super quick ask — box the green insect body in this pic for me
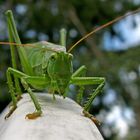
[25,41,73,93]
[4,10,105,124]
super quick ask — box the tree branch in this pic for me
[67,6,108,68]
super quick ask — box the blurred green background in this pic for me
[0,0,140,139]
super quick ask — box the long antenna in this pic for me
[0,42,34,47]
[68,8,140,53]
[0,41,60,52]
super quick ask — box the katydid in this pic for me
[1,9,140,124]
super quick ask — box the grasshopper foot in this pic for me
[83,110,101,125]
[25,111,42,119]
[9,95,22,108]
[16,95,22,101]
[5,106,17,119]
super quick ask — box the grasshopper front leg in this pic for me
[21,75,51,119]
[21,79,42,119]
[71,76,105,125]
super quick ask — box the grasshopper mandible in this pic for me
[1,9,140,124]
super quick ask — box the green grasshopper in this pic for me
[1,9,140,124]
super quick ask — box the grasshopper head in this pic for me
[47,52,73,94]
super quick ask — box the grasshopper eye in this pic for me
[68,54,73,60]
[50,54,57,61]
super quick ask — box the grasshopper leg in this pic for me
[5,68,18,119]
[83,79,105,125]
[72,66,87,105]
[5,67,43,119]
[5,106,17,119]
[82,110,101,125]
[21,78,42,119]
[71,76,105,125]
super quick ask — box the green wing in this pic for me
[24,41,66,68]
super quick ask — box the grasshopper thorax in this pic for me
[47,51,73,94]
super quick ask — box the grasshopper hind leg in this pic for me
[83,80,105,125]
[5,67,43,119]
[83,110,101,125]
[5,106,17,119]
[5,68,18,119]
[71,75,105,125]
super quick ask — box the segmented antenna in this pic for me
[68,8,140,53]
[0,41,61,52]
[0,42,34,47]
